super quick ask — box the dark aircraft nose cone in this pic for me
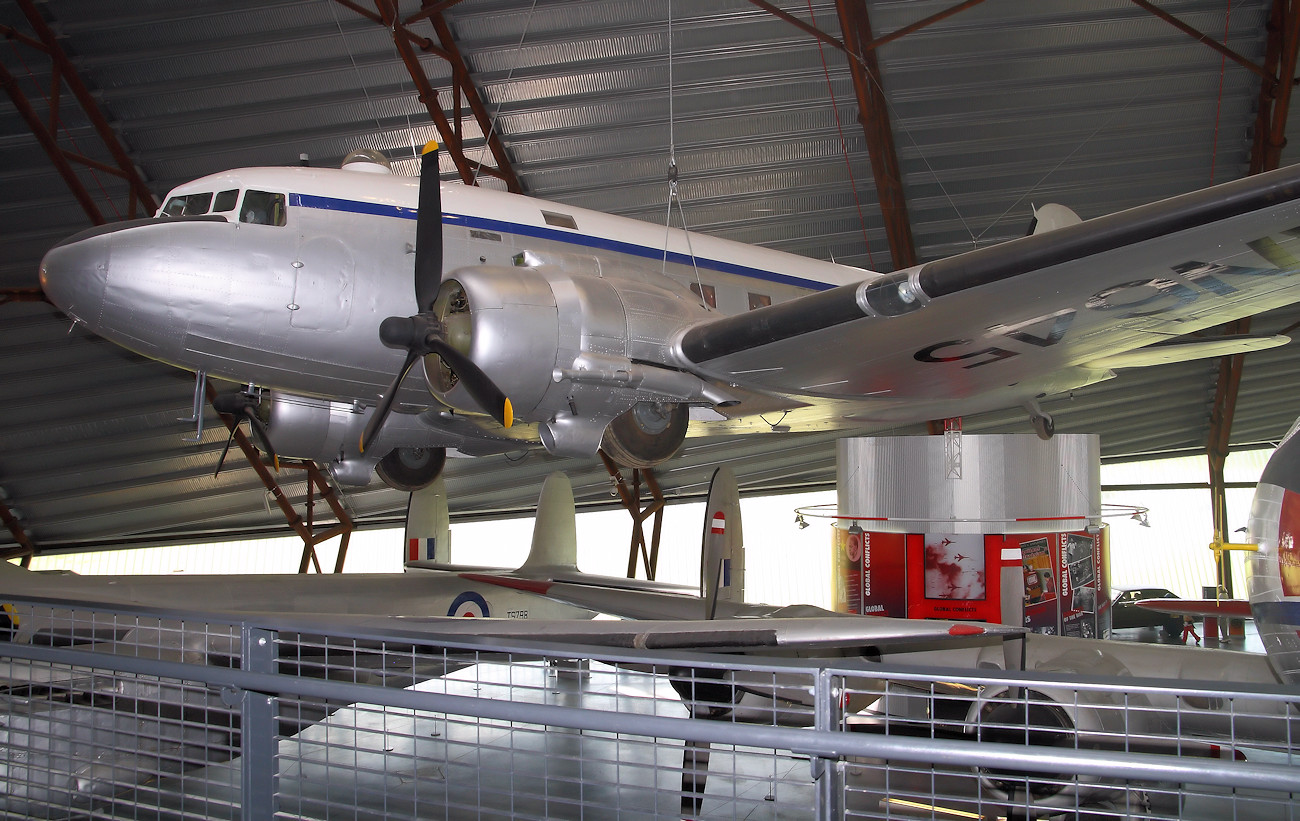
[39,230,110,323]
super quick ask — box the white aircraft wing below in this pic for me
[678,164,1300,416]
[312,610,1021,652]
[452,573,1017,651]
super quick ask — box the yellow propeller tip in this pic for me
[422,140,440,155]
[503,398,513,429]
[357,435,366,454]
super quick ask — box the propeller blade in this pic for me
[414,141,443,312]
[211,392,280,471]
[359,348,421,454]
[429,338,513,428]
[214,426,237,478]
[242,406,280,471]
[362,142,513,449]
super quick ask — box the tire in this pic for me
[375,446,447,491]
[600,401,687,468]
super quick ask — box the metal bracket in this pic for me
[179,370,207,442]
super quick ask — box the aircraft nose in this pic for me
[39,227,111,322]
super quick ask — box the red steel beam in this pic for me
[835,0,917,270]
[0,497,36,563]
[1203,1,1299,598]
[2,0,158,222]
[337,0,521,192]
[1129,0,1273,86]
[1250,0,1300,174]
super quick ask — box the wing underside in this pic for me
[676,165,1300,407]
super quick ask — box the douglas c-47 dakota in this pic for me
[38,143,1300,490]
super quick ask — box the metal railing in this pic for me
[0,594,1296,820]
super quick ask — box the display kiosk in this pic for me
[830,433,1109,637]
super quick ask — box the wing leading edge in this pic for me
[676,164,1300,407]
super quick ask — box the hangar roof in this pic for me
[2,0,1299,555]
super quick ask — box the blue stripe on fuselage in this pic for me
[289,192,835,292]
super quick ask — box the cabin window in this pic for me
[162,192,214,217]
[542,210,578,230]
[213,189,239,213]
[748,293,772,310]
[690,282,717,308]
[240,190,286,226]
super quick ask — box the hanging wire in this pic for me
[831,6,1152,250]
[660,0,706,304]
[805,1,875,269]
[473,0,540,186]
[329,1,388,156]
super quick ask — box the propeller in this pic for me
[359,141,512,455]
[211,391,279,476]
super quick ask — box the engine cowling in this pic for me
[266,391,447,488]
[424,262,729,464]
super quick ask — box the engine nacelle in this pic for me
[267,391,447,487]
[965,685,1131,808]
[426,262,728,463]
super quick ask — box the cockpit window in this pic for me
[213,189,239,213]
[162,192,214,217]
[240,190,286,226]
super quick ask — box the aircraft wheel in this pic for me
[601,401,687,469]
[1030,410,1055,441]
[375,446,447,491]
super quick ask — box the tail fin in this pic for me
[518,472,579,574]
[1247,417,1300,685]
[404,476,450,565]
[700,467,744,618]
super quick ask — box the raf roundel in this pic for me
[447,591,490,618]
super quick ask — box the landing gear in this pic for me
[600,401,688,469]
[375,446,446,491]
[1024,399,1055,441]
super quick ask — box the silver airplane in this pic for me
[36,143,1300,490]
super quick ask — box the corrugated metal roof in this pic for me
[2,0,1299,555]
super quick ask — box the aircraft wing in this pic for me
[676,164,1300,415]
[369,611,1021,652]
[1134,598,1254,618]
[456,574,1019,650]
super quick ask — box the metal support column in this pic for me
[240,625,277,821]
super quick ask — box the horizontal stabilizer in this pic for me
[1082,334,1288,370]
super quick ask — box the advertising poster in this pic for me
[922,533,986,600]
[860,531,907,617]
[1018,536,1059,634]
[1061,532,1101,639]
[831,525,862,614]
[909,533,998,622]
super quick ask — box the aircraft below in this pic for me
[1134,596,1254,619]
[465,435,1300,817]
[37,144,1300,490]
